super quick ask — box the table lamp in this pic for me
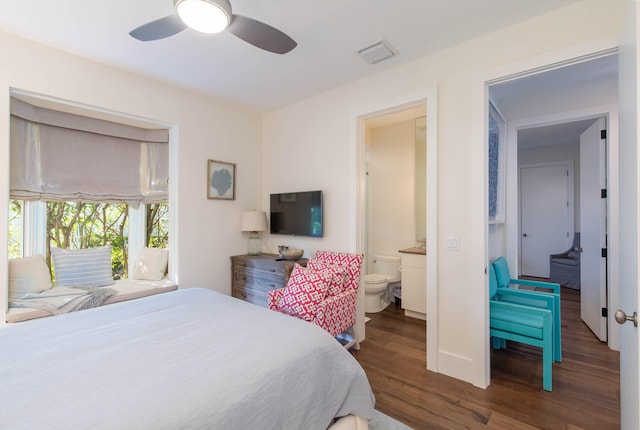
[241,210,267,255]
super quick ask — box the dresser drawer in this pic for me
[233,268,284,293]
[232,285,269,307]
[230,254,306,307]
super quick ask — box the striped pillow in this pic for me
[52,246,114,287]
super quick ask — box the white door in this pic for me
[520,163,573,277]
[618,3,640,427]
[580,118,608,341]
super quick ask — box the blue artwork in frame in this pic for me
[488,115,500,220]
[208,159,236,200]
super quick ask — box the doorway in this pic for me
[353,88,438,371]
[488,53,618,348]
[479,49,620,395]
[519,160,574,278]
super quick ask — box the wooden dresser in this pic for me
[230,254,306,308]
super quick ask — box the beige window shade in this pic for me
[10,98,168,206]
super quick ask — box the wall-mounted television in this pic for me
[270,190,323,237]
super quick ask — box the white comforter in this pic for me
[0,288,375,429]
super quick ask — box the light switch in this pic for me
[445,236,460,251]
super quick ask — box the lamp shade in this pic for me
[241,211,267,232]
[175,0,231,34]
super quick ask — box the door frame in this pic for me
[471,36,620,389]
[351,87,439,369]
[507,106,619,349]
[518,160,575,278]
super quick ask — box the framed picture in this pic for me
[207,159,236,200]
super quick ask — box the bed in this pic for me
[0,288,375,429]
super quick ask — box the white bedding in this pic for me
[0,288,375,429]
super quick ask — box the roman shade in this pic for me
[10,98,169,207]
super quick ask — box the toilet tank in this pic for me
[372,254,401,282]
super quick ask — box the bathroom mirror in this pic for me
[415,116,426,245]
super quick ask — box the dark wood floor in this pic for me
[352,287,620,429]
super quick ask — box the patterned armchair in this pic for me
[268,251,363,349]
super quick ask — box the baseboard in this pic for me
[437,350,474,384]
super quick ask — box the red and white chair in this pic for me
[267,251,363,349]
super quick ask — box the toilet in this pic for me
[364,254,401,313]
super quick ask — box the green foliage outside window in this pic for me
[47,201,129,279]
[146,203,169,248]
[9,200,168,280]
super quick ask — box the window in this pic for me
[8,200,22,259]
[47,201,129,279]
[146,203,169,248]
[9,95,171,280]
[10,200,168,280]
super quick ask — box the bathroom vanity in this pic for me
[399,247,426,320]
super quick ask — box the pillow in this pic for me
[306,261,347,296]
[278,264,331,321]
[132,247,168,281]
[8,255,52,301]
[52,246,114,287]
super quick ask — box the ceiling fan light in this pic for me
[175,0,231,34]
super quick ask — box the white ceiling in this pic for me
[490,54,618,149]
[0,0,579,112]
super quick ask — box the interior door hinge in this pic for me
[601,248,607,258]
[601,189,607,198]
[602,307,608,318]
[601,129,607,139]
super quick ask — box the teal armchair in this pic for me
[492,256,560,294]
[492,256,561,362]
[489,264,555,391]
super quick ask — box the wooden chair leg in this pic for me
[342,326,360,350]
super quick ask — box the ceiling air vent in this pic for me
[357,40,396,65]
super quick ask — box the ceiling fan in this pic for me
[129,0,297,54]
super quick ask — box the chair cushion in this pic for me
[51,246,114,287]
[132,247,168,281]
[8,255,52,301]
[310,252,363,291]
[306,261,347,296]
[278,264,331,321]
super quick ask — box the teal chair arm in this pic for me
[508,278,560,294]
[490,299,552,317]
[495,288,555,310]
[494,288,561,363]
[492,256,561,294]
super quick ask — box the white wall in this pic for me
[0,31,264,320]
[263,0,626,386]
[367,120,415,270]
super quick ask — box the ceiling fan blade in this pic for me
[228,15,297,54]
[129,15,187,42]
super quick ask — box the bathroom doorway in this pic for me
[363,107,425,268]
[363,108,426,317]
[353,88,438,372]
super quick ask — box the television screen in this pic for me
[270,191,323,237]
